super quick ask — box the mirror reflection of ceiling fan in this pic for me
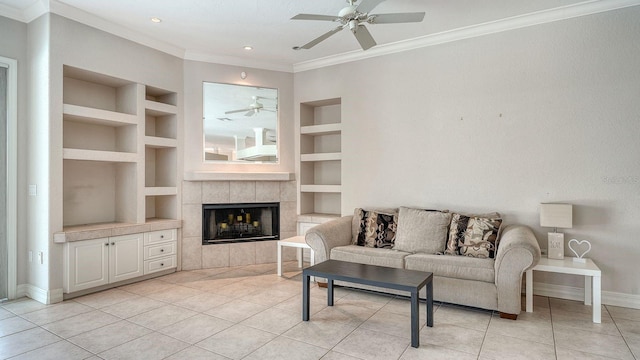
[225,96,277,117]
[291,0,425,51]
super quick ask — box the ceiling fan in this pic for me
[225,96,277,117]
[291,0,425,51]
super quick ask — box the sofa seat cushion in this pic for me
[404,253,495,283]
[330,245,410,269]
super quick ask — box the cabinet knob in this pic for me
[105,243,109,246]
[160,249,164,252]
[160,263,164,266]
[160,235,164,239]
[111,242,115,245]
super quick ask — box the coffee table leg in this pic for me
[303,272,310,321]
[328,278,334,306]
[426,281,433,327]
[411,290,419,348]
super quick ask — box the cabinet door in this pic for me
[66,238,109,293]
[109,234,143,283]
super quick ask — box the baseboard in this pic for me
[532,281,640,310]
[16,284,64,305]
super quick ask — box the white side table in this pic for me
[526,256,602,323]
[277,236,314,276]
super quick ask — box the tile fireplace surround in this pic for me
[181,180,298,270]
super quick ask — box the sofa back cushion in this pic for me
[445,213,502,258]
[352,208,398,248]
[393,207,452,254]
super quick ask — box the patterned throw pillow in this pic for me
[354,209,398,248]
[444,213,502,258]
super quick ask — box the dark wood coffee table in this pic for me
[302,259,433,348]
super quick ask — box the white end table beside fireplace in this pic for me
[526,256,602,323]
[277,236,314,276]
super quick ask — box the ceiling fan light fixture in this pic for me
[150,17,162,23]
[338,5,357,18]
[348,19,358,32]
[243,46,253,50]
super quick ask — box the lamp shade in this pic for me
[540,203,573,229]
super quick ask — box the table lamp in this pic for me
[540,203,573,260]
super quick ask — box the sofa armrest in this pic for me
[494,224,541,314]
[305,215,353,263]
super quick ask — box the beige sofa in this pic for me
[305,210,541,319]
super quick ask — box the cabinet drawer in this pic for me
[144,255,176,274]
[144,241,176,260]
[144,229,176,245]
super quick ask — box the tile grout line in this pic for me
[605,304,638,360]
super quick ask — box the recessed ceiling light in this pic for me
[151,17,162,23]
[243,46,253,51]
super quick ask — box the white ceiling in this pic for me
[1,0,638,71]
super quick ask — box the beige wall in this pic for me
[294,8,640,297]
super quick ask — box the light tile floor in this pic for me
[1,262,638,360]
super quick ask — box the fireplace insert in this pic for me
[202,202,279,244]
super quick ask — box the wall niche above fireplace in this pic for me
[202,202,279,244]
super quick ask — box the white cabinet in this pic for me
[143,229,177,275]
[64,233,144,293]
[298,98,342,218]
[65,238,109,292]
[109,234,144,283]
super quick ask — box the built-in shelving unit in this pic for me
[61,66,180,229]
[59,66,181,296]
[144,86,178,222]
[298,98,342,219]
[62,67,140,227]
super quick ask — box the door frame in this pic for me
[1,55,17,300]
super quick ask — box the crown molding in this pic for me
[293,0,640,73]
[23,0,48,22]
[48,0,185,59]
[0,4,23,22]
[184,51,293,73]
[0,0,47,22]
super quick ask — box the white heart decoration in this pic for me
[568,239,591,259]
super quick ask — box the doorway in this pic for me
[1,56,17,301]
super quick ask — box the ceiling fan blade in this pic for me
[244,110,256,117]
[368,12,425,24]
[356,0,386,14]
[291,14,340,21]
[225,108,252,114]
[353,24,376,50]
[297,25,344,50]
